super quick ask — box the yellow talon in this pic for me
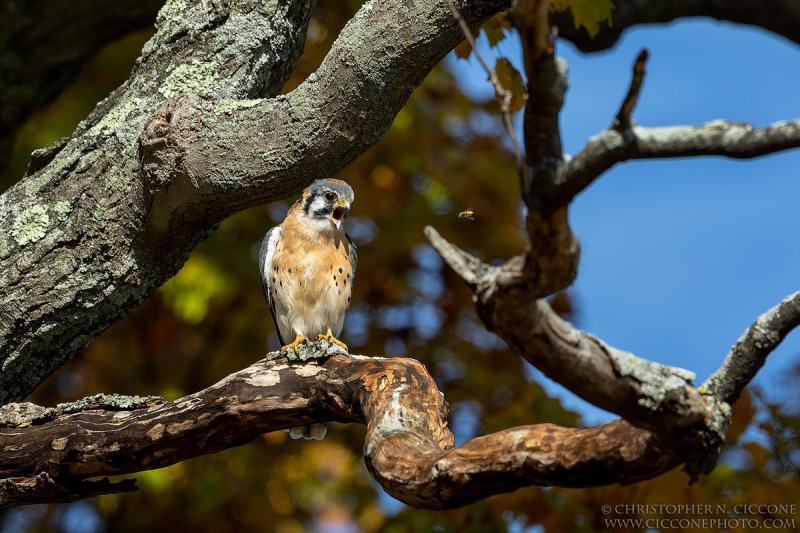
[317,327,348,352]
[281,333,306,352]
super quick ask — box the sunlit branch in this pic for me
[423,225,714,436]
[0,350,712,509]
[534,118,800,211]
[702,291,800,404]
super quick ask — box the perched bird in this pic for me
[259,179,357,440]
[259,179,357,355]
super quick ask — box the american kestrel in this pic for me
[259,179,357,356]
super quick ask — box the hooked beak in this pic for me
[331,200,350,229]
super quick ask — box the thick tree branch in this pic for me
[702,291,800,405]
[139,1,508,218]
[0,0,318,404]
[426,226,800,480]
[552,0,800,53]
[1,350,715,509]
[423,3,800,483]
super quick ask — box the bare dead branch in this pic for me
[702,291,800,404]
[535,119,800,210]
[423,226,721,439]
[614,49,649,131]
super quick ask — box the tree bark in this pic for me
[0,351,684,508]
[3,282,798,508]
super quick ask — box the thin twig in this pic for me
[449,1,530,196]
[614,48,649,130]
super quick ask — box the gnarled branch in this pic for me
[425,228,711,435]
[0,350,716,509]
[424,5,800,490]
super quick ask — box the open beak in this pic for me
[331,200,350,229]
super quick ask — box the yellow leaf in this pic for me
[493,58,528,112]
[568,0,615,37]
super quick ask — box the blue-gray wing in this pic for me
[258,226,285,345]
[346,233,358,285]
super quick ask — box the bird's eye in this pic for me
[323,192,336,203]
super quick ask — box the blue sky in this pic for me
[449,18,800,423]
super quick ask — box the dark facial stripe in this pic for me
[302,191,315,217]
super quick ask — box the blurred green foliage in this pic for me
[2,1,798,532]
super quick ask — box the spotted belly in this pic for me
[270,240,354,342]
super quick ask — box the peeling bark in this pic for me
[0,351,688,509]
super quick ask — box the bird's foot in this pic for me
[317,329,348,353]
[281,333,307,354]
[280,332,345,361]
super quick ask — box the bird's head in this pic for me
[301,179,354,233]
